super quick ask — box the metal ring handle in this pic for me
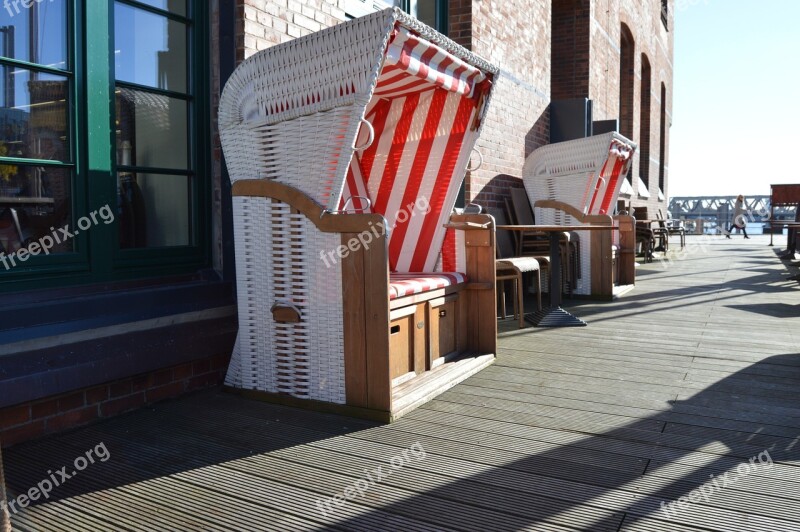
[463,203,483,215]
[354,118,375,152]
[466,148,483,172]
[341,195,372,213]
[321,195,372,218]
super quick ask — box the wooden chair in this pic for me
[633,206,666,259]
[657,208,685,249]
[636,224,656,263]
[507,189,576,294]
[491,208,542,328]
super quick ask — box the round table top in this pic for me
[495,224,616,232]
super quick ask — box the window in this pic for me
[619,24,635,141]
[0,1,209,292]
[639,54,652,193]
[343,0,448,34]
[659,82,667,194]
[0,1,75,269]
[661,0,669,30]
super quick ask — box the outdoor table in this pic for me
[766,221,800,247]
[496,224,617,327]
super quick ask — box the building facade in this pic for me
[0,0,673,446]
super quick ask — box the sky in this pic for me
[670,0,800,197]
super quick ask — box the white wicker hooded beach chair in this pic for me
[522,132,637,297]
[219,8,499,420]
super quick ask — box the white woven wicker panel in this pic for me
[221,106,363,209]
[226,196,345,404]
[227,197,274,390]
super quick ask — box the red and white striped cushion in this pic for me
[389,272,467,300]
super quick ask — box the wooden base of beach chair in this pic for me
[533,200,636,298]
[229,181,497,421]
[229,350,495,423]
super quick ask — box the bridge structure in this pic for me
[667,196,798,234]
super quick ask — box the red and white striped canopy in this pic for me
[341,25,493,274]
[584,138,635,216]
[373,28,488,100]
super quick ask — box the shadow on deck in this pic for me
[4,235,800,531]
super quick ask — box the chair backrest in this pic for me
[220,8,499,274]
[656,208,667,229]
[510,188,535,226]
[489,208,516,259]
[522,132,636,217]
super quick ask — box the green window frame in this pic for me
[0,0,210,293]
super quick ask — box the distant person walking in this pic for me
[725,194,750,239]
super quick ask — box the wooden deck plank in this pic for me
[5,235,800,532]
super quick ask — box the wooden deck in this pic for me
[5,235,800,531]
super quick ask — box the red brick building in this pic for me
[0,0,672,446]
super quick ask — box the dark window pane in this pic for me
[0,165,72,258]
[0,0,69,70]
[132,0,186,16]
[114,2,187,93]
[413,1,437,28]
[0,67,70,161]
[118,172,192,248]
[115,87,188,169]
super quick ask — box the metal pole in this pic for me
[769,199,774,247]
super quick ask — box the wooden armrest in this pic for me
[443,222,491,230]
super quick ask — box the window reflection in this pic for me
[411,0,437,28]
[0,67,69,161]
[114,2,187,93]
[0,165,72,255]
[0,0,68,69]
[133,0,186,16]
[115,87,188,170]
[118,172,192,249]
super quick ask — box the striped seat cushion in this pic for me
[496,257,540,273]
[389,272,467,300]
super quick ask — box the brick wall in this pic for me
[467,0,551,209]
[552,0,590,101]
[448,0,471,49]
[589,0,674,215]
[236,0,345,59]
[0,353,230,448]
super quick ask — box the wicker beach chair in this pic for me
[219,8,499,420]
[522,132,637,297]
